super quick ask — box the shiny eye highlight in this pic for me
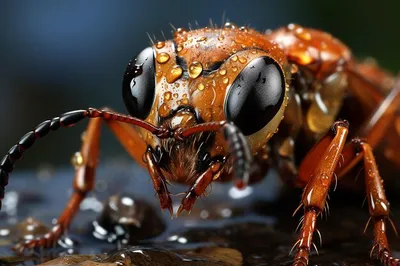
[224,56,285,136]
[122,47,156,119]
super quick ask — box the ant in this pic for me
[1,23,400,265]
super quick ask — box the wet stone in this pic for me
[92,194,165,244]
[38,255,103,265]
[15,217,49,242]
[38,246,242,266]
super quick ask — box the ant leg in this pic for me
[336,76,400,177]
[102,109,174,215]
[177,161,222,216]
[292,121,349,265]
[295,125,400,265]
[144,148,173,216]
[347,72,400,166]
[357,141,399,265]
[357,74,400,149]
[13,117,101,253]
[334,139,400,265]
[101,108,147,166]
[346,68,390,111]
[179,122,252,188]
[5,108,166,253]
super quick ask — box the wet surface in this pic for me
[0,159,399,265]
[38,247,242,266]
[92,194,165,244]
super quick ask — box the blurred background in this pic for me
[1,0,399,169]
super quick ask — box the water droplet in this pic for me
[181,98,189,105]
[156,52,170,64]
[232,67,238,72]
[197,83,205,91]
[217,35,225,41]
[290,64,299,74]
[159,103,170,117]
[224,22,236,29]
[200,210,209,219]
[204,111,212,119]
[198,36,207,42]
[173,93,178,98]
[156,70,163,77]
[292,50,313,65]
[155,41,165,49]
[71,152,83,169]
[176,44,183,52]
[164,92,172,101]
[222,77,229,84]
[239,26,248,32]
[175,28,186,36]
[166,65,183,83]
[296,30,312,41]
[287,23,297,30]
[231,55,238,62]
[188,61,203,78]
[218,69,227,75]
[127,64,143,77]
[81,131,87,141]
[17,217,50,240]
[295,27,304,33]
[239,57,247,64]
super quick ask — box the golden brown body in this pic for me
[1,23,400,265]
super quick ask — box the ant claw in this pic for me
[235,179,247,190]
[167,205,174,218]
[176,205,184,217]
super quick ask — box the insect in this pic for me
[1,22,400,265]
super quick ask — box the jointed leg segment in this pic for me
[292,121,349,265]
[9,109,152,252]
[178,161,222,215]
[292,75,400,265]
[293,123,399,265]
[144,148,173,215]
[14,117,101,252]
[358,142,398,265]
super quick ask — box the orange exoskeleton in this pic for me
[1,22,400,265]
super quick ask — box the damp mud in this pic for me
[0,159,399,265]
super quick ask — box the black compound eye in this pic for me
[123,47,156,119]
[225,56,285,136]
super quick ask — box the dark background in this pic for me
[1,0,399,169]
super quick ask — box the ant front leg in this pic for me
[2,107,166,253]
[291,121,349,265]
[177,161,222,216]
[292,122,400,265]
[13,117,102,253]
[144,148,173,216]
